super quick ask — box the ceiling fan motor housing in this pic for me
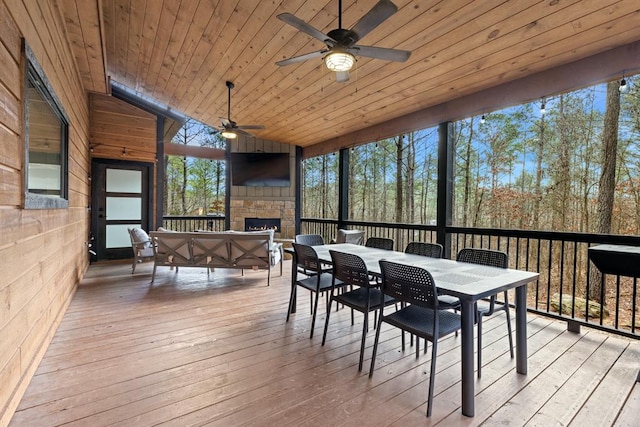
[327,28,359,46]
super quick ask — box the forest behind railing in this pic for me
[301,76,640,237]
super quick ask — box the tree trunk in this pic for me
[321,155,327,218]
[534,114,545,229]
[395,135,404,223]
[406,133,416,223]
[589,81,620,303]
[463,120,474,226]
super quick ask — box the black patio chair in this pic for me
[404,241,459,351]
[322,250,396,371]
[287,243,342,339]
[404,241,443,258]
[365,237,394,251]
[294,234,328,276]
[456,247,512,378]
[405,241,459,311]
[371,260,462,417]
[295,234,324,246]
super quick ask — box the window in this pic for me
[23,41,69,209]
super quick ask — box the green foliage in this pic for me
[165,119,226,215]
[302,75,640,235]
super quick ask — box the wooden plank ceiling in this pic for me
[59,0,640,150]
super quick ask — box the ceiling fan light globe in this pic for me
[221,130,237,139]
[325,51,355,72]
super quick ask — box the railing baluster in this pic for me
[296,218,640,339]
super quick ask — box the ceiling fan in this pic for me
[275,0,411,82]
[217,81,265,139]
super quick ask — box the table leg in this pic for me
[460,299,475,417]
[290,253,297,313]
[515,284,528,374]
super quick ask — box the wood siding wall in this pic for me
[89,93,157,163]
[0,1,91,425]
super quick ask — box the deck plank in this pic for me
[8,261,639,426]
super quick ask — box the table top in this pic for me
[308,243,539,302]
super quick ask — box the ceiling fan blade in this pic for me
[275,49,327,66]
[335,70,350,83]
[234,129,255,137]
[277,13,334,43]
[350,45,411,62]
[236,125,265,130]
[350,0,398,41]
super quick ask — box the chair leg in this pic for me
[310,290,320,339]
[358,313,368,371]
[286,284,296,322]
[151,264,157,283]
[426,338,438,417]
[322,297,334,346]
[132,259,137,274]
[369,314,384,377]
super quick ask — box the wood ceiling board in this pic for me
[158,0,221,98]
[185,2,284,123]
[61,1,640,149]
[123,0,146,86]
[163,1,240,116]
[190,0,314,124]
[239,0,515,142]
[268,0,639,144]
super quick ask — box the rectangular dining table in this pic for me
[293,243,539,417]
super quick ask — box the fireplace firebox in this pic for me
[244,218,281,233]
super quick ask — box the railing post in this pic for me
[437,122,453,258]
[224,142,231,231]
[338,148,350,230]
[156,117,165,230]
[295,146,302,236]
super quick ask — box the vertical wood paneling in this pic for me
[0,0,91,425]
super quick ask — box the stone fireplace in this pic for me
[228,137,296,240]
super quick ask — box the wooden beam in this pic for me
[162,143,225,160]
[303,40,640,159]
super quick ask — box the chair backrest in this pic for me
[335,229,365,245]
[150,232,192,264]
[329,250,372,287]
[456,248,508,269]
[128,227,151,248]
[405,242,443,258]
[295,234,325,246]
[365,237,394,251]
[379,260,438,309]
[292,243,324,274]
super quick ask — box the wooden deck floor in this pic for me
[10,261,640,426]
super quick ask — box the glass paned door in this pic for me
[91,159,153,261]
